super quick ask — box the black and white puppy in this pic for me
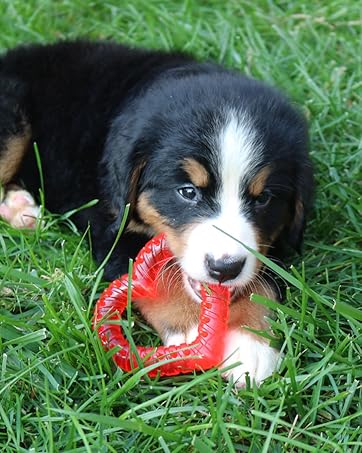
[0,40,313,386]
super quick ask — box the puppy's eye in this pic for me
[255,190,272,208]
[177,186,199,201]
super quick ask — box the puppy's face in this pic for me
[123,74,311,300]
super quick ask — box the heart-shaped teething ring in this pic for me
[93,233,230,377]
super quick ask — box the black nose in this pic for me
[205,254,245,283]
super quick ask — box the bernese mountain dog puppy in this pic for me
[0,40,313,386]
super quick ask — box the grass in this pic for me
[0,0,361,451]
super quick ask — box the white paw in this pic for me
[0,189,41,229]
[221,330,281,387]
[164,325,199,346]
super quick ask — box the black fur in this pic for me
[0,40,313,280]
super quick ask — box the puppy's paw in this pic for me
[0,189,40,229]
[221,330,281,388]
[163,325,199,346]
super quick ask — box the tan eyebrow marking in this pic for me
[182,158,209,188]
[249,165,272,197]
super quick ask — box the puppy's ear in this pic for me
[287,161,314,253]
[100,111,147,228]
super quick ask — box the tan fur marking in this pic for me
[182,158,209,188]
[0,125,31,184]
[137,192,169,233]
[229,297,270,331]
[137,193,200,258]
[128,161,146,208]
[126,219,154,236]
[249,165,272,197]
[228,278,277,345]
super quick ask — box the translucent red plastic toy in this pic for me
[93,233,230,377]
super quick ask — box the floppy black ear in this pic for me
[93,111,149,279]
[287,160,314,253]
[100,108,147,229]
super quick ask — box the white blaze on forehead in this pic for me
[218,110,260,215]
[207,110,261,260]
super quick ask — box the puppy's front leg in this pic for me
[221,284,281,387]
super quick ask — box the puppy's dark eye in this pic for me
[178,186,199,201]
[255,190,272,208]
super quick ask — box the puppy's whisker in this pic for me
[244,272,275,300]
[155,260,184,296]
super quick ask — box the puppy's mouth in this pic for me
[186,276,236,302]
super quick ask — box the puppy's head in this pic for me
[104,70,313,299]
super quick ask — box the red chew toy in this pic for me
[94,233,230,377]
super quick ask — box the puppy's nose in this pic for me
[205,254,245,283]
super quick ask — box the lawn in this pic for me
[0,0,361,451]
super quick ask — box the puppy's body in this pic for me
[0,41,313,385]
[0,41,194,270]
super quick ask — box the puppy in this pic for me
[0,40,313,386]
